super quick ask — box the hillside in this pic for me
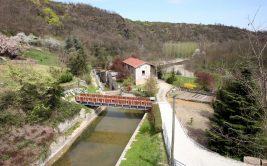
[0,0,254,59]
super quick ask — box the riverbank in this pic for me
[39,106,105,166]
[119,117,168,166]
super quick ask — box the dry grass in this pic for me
[168,98,214,146]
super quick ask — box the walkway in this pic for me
[75,94,152,110]
[157,80,249,166]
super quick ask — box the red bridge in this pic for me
[75,94,153,110]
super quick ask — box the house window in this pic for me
[142,70,145,76]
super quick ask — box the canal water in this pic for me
[53,107,144,166]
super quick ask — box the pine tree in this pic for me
[207,68,267,159]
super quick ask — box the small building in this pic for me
[123,57,154,85]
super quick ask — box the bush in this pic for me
[182,83,197,89]
[0,91,17,110]
[144,76,158,97]
[147,104,162,134]
[166,70,176,84]
[195,71,215,91]
[27,104,51,123]
[59,71,73,83]
[166,75,176,84]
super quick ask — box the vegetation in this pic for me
[207,68,267,159]
[120,119,168,166]
[0,0,255,59]
[163,42,198,58]
[164,71,197,88]
[23,48,58,66]
[0,34,20,59]
[147,104,162,133]
[65,37,89,76]
[143,76,158,97]
[195,71,215,91]
[43,7,61,27]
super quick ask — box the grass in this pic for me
[163,73,197,87]
[120,119,168,166]
[163,42,198,58]
[0,63,52,90]
[23,48,58,66]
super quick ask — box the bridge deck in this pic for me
[75,94,153,110]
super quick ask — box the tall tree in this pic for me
[65,37,88,76]
[207,68,267,159]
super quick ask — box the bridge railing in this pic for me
[75,95,153,108]
[79,93,150,101]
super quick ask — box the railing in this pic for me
[75,94,152,110]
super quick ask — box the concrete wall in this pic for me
[135,64,151,85]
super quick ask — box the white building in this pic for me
[123,57,154,85]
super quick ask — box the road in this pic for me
[156,80,250,166]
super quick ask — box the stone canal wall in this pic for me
[35,106,106,166]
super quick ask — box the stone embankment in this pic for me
[34,107,105,166]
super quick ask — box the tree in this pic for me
[166,69,176,84]
[64,37,88,76]
[195,71,215,91]
[0,34,20,59]
[207,68,266,159]
[110,58,129,80]
[144,76,158,97]
[247,16,267,108]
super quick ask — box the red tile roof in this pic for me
[123,57,146,68]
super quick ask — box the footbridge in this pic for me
[75,94,153,111]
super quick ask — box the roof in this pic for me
[123,57,146,68]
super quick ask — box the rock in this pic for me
[243,156,261,166]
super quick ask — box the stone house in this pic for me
[123,57,154,85]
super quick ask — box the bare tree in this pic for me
[247,10,267,108]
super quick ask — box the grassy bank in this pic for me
[120,105,168,166]
[23,48,57,66]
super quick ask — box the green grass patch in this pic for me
[120,118,168,166]
[23,48,57,66]
[163,73,197,87]
[163,42,198,58]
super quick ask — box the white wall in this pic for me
[135,64,151,85]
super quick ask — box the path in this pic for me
[157,80,249,166]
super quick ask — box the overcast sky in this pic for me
[54,0,267,30]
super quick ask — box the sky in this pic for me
[55,0,267,30]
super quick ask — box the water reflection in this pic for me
[53,107,144,166]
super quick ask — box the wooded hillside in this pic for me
[0,0,257,59]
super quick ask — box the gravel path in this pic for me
[156,80,250,166]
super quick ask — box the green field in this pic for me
[163,73,197,87]
[23,48,58,66]
[163,42,198,58]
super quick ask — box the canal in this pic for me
[53,107,144,166]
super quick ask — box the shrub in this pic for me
[147,104,162,134]
[182,83,197,89]
[0,34,20,59]
[166,69,176,84]
[59,71,73,83]
[195,71,215,91]
[27,103,51,123]
[144,76,158,97]
[0,90,17,110]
